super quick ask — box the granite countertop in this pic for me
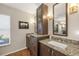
[26,33,49,38]
[39,39,79,56]
[31,34,49,38]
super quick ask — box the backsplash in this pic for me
[51,36,79,45]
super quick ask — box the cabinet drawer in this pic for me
[30,37,37,45]
[30,46,37,56]
[39,43,52,56]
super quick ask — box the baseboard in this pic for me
[1,47,27,56]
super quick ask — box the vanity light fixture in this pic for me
[69,3,78,14]
[43,15,47,19]
[30,19,35,24]
[43,13,53,20]
[47,13,53,20]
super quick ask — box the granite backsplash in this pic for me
[51,36,79,45]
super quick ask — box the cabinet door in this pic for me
[37,4,48,35]
[37,5,43,35]
[51,49,66,56]
[39,43,51,56]
[26,36,30,49]
[42,4,48,34]
[30,36,38,56]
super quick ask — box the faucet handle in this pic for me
[49,35,52,40]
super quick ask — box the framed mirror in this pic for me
[53,3,68,36]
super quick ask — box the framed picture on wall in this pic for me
[19,21,29,29]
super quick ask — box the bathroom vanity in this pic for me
[39,36,79,56]
[26,34,79,56]
[39,39,66,56]
[39,42,66,56]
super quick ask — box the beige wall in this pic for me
[48,3,79,41]
[0,4,34,55]
[1,3,79,55]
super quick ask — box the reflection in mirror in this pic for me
[53,3,68,36]
[0,15,10,46]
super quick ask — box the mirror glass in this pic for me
[53,3,67,36]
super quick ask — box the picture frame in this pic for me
[19,21,29,29]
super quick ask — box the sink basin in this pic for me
[48,41,67,49]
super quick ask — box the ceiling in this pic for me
[3,3,54,15]
[3,3,41,15]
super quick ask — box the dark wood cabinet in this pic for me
[26,34,49,56]
[30,36,38,56]
[26,34,31,50]
[29,36,49,56]
[39,42,66,56]
[51,49,66,56]
[39,43,52,56]
[26,34,65,56]
[37,4,48,35]
[26,35,38,56]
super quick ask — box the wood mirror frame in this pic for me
[53,3,68,36]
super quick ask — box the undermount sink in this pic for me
[48,41,67,49]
